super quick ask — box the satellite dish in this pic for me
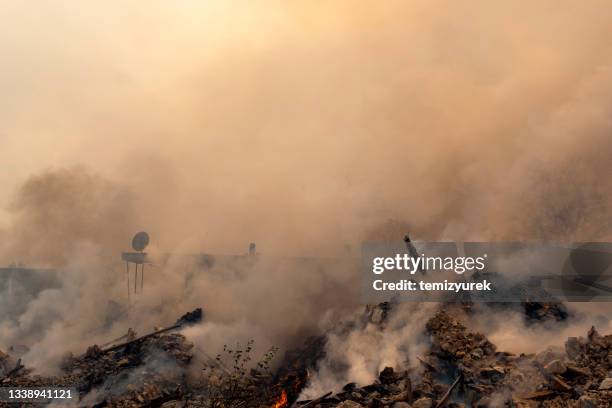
[132,231,150,252]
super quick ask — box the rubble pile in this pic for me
[295,309,612,408]
[0,332,193,407]
[69,331,193,405]
[0,305,610,407]
[522,302,569,324]
[0,309,202,407]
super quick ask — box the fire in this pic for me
[272,390,288,408]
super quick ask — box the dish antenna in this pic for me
[132,231,150,252]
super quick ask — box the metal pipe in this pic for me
[126,262,130,302]
[134,264,138,293]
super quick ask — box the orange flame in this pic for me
[272,390,288,408]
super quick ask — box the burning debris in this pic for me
[290,305,611,408]
[0,309,203,407]
[0,304,610,407]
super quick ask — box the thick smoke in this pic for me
[2,1,612,251]
[0,166,362,371]
[0,168,139,266]
[301,302,438,399]
[0,0,611,380]
[466,302,612,355]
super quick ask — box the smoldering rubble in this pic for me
[0,302,610,407]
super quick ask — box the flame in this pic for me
[272,390,288,408]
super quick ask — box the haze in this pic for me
[1,1,611,263]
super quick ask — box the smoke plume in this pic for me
[0,0,611,379]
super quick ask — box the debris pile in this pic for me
[1,304,610,407]
[295,309,612,408]
[275,335,327,404]
[0,309,202,407]
[522,302,569,324]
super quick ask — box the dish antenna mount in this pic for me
[122,231,151,302]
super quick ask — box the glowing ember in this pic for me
[272,390,288,408]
